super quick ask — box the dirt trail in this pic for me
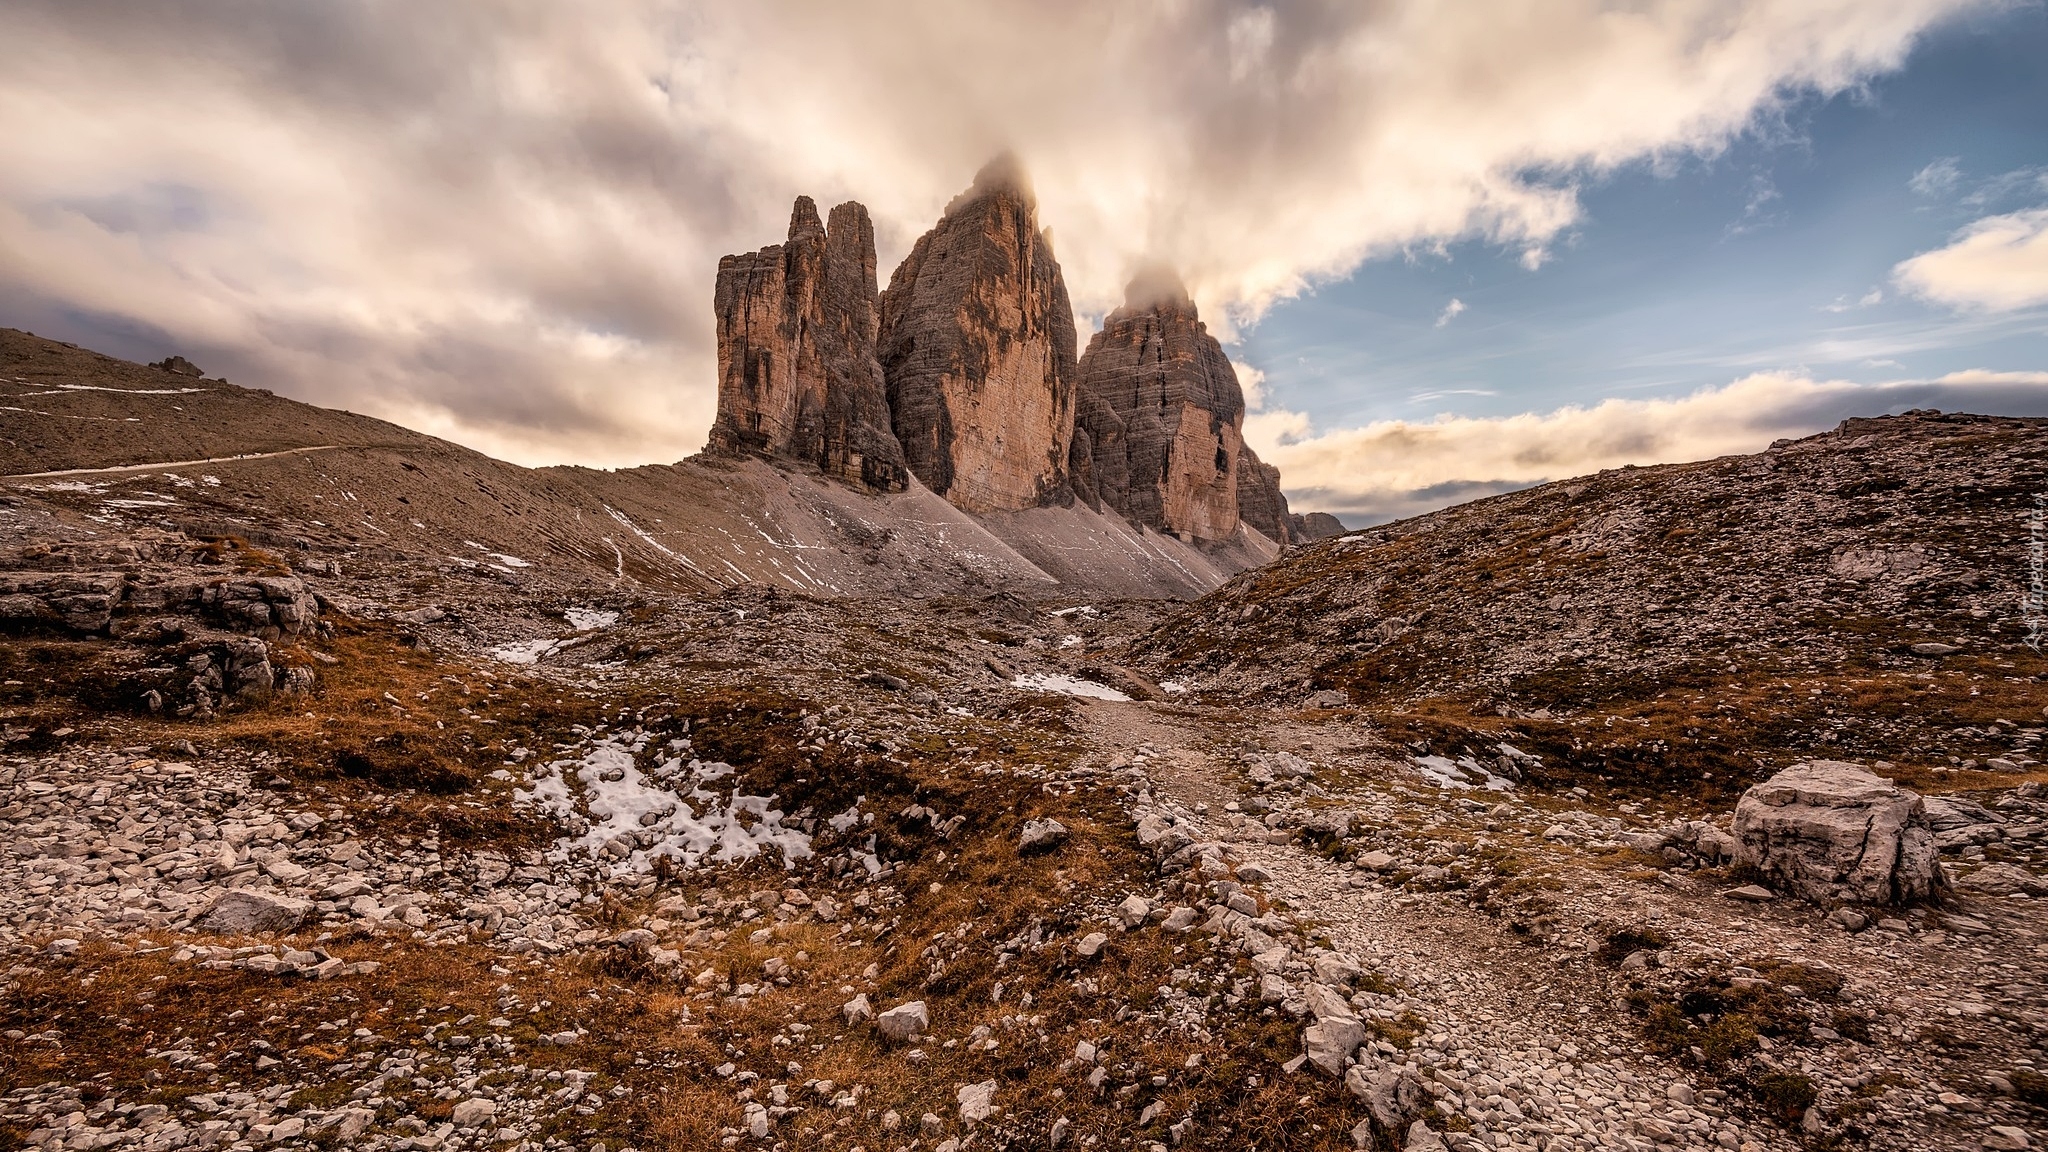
[1,444,341,480]
[1064,688,2039,1147]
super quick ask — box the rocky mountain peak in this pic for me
[706,195,907,491]
[1071,265,1247,545]
[956,150,1034,210]
[786,193,826,240]
[878,161,1079,514]
[702,162,1338,556]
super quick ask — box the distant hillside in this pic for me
[1,328,1268,599]
[1133,411,2048,795]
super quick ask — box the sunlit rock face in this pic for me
[877,156,1079,514]
[1073,266,1246,545]
[709,196,907,491]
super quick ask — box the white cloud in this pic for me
[1960,165,2048,209]
[0,0,1986,466]
[1909,156,1961,197]
[1249,369,2048,523]
[1232,359,1269,412]
[1819,286,1885,313]
[1893,207,2048,312]
[1434,298,1467,327]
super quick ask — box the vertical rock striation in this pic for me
[699,160,1342,558]
[877,157,1079,513]
[1072,267,1246,544]
[708,197,907,491]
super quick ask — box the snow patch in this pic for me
[565,607,620,631]
[1011,673,1130,702]
[1411,754,1515,791]
[490,638,565,665]
[515,733,812,874]
[828,799,867,834]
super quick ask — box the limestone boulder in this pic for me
[1731,761,1946,905]
[198,888,311,935]
[878,156,1079,513]
[876,999,928,1041]
[1301,1014,1366,1075]
[1344,1060,1429,1131]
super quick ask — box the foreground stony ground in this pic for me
[3,407,2046,1151]
[1077,704,2048,1152]
[2,605,2042,1152]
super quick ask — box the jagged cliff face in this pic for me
[708,197,907,491]
[877,159,1079,514]
[1236,447,1342,545]
[1073,269,1245,544]
[700,161,1340,552]
[1235,446,1297,544]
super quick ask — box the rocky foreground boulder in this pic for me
[1732,760,1946,905]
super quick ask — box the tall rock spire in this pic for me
[877,156,1079,513]
[1073,266,1247,544]
[708,196,907,491]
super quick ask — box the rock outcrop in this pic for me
[878,157,1079,513]
[1236,447,1343,545]
[699,160,1340,562]
[1072,268,1245,544]
[1732,760,1946,905]
[708,197,907,491]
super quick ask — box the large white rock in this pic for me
[1732,761,1945,905]
[451,1098,496,1129]
[957,1080,998,1127]
[1405,1121,1450,1152]
[196,888,311,935]
[876,1000,929,1041]
[1301,1017,1367,1075]
[1019,818,1069,853]
[1345,1061,1428,1130]
[1303,982,1357,1023]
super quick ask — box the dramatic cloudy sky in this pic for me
[2,1,2045,522]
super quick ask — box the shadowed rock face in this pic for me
[708,197,907,491]
[1073,268,1245,544]
[878,157,1078,514]
[1235,447,1346,546]
[1236,446,1296,544]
